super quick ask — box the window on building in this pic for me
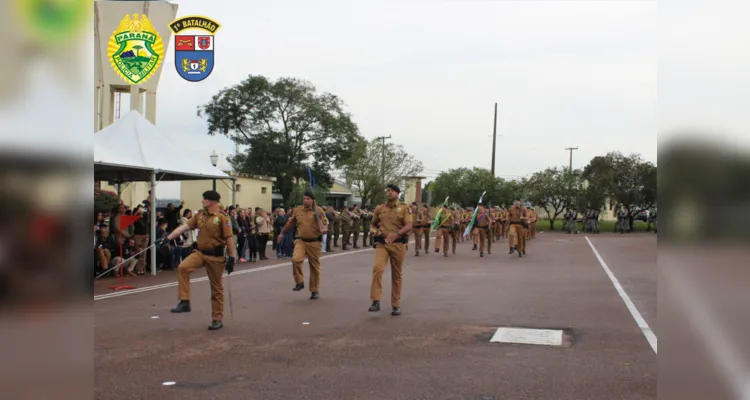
[261,187,267,194]
[236,184,241,192]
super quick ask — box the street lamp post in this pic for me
[210,150,218,191]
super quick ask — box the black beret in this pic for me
[303,191,315,200]
[202,190,221,201]
[386,184,400,193]
[411,202,417,206]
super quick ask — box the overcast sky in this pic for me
[119,0,658,196]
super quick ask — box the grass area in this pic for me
[535,219,655,233]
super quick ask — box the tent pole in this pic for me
[232,178,236,208]
[150,171,157,276]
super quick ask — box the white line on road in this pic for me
[94,246,375,301]
[585,236,657,354]
[94,238,427,301]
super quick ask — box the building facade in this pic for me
[181,173,275,212]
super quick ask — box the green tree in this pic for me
[197,75,362,204]
[582,152,657,226]
[94,188,118,214]
[430,167,500,207]
[343,138,424,207]
[526,167,579,229]
[132,45,143,57]
[288,181,330,207]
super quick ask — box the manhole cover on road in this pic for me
[490,327,564,346]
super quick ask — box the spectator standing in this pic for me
[164,201,184,233]
[181,209,196,260]
[255,209,271,260]
[132,206,149,275]
[274,208,288,258]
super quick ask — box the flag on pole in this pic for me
[307,167,315,190]
[430,197,450,230]
[463,191,487,237]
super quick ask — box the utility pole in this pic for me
[491,102,498,176]
[375,135,391,184]
[565,147,578,172]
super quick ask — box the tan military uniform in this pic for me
[422,205,432,251]
[177,209,233,321]
[370,200,411,307]
[290,205,329,292]
[450,209,460,253]
[507,205,527,253]
[350,208,361,248]
[475,207,491,255]
[412,205,428,255]
[435,207,453,256]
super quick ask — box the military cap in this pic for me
[303,191,315,200]
[386,184,400,193]
[203,190,221,201]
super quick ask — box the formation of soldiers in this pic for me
[162,186,660,331]
[410,201,538,258]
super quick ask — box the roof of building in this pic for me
[231,172,276,182]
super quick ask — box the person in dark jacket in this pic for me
[274,208,289,258]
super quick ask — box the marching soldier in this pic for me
[528,208,537,239]
[277,192,329,300]
[361,205,373,247]
[507,200,528,258]
[474,204,491,257]
[332,207,341,247]
[164,190,235,331]
[432,205,446,254]
[617,206,630,233]
[340,206,352,249]
[410,202,425,256]
[434,204,453,257]
[350,204,361,248]
[421,203,431,253]
[325,206,336,252]
[368,184,412,316]
[454,207,463,253]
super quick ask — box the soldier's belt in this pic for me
[373,235,408,244]
[196,246,226,257]
[296,236,322,242]
[475,225,489,229]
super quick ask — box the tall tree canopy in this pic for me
[343,138,423,206]
[430,167,501,207]
[582,152,657,216]
[197,75,362,203]
[526,167,580,229]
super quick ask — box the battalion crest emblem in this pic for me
[107,13,165,84]
[169,16,220,82]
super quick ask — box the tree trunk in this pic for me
[549,219,555,230]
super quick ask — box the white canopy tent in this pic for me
[94,110,235,276]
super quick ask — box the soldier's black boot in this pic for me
[508,247,514,254]
[170,300,191,313]
[391,307,401,316]
[293,283,304,291]
[480,252,484,257]
[310,292,319,300]
[208,320,223,330]
[415,250,420,256]
[472,244,477,251]
[368,301,380,312]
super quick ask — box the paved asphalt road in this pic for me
[95,232,657,400]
